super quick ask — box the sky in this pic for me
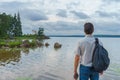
[0,0,120,35]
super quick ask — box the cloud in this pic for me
[95,11,120,21]
[91,21,120,35]
[34,21,84,35]
[70,11,90,19]
[103,0,120,2]
[0,1,26,12]
[0,1,24,7]
[66,1,80,10]
[0,1,48,21]
[0,0,120,35]
[21,9,48,21]
[96,11,112,17]
[100,0,120,13]
[56,9,67,17]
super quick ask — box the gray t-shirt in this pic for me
[75,35,102,67]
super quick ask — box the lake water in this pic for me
[0,37,120,80]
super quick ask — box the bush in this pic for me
[8,41,22,48]
[30,40,36,47]
[0,41,6,47]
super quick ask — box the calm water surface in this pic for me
[0,37,120,80]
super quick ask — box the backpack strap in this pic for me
[92,38,99,62]
[95,38,99,44]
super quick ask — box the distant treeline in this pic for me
[0,12,22,38]
[49,35,120,38]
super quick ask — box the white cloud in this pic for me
[56,9,67,17]
[70,10,90,19]
[79,0,102,14]
[21,9,48,21]
[0,0,120,35]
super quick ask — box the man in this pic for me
[74,22,103,80]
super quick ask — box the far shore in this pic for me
[48,34,120,38]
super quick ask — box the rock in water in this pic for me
[54,42,62,48]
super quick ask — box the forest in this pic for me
[0,12,22,38]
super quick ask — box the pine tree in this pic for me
[8,15,15,38]
[12,12,22,37]
[0,12,23,38]
[38,27,44,36]
[17,12,22,36]
[13,13,18,37]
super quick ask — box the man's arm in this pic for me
[74,55,80,73]
[74,54,80,79]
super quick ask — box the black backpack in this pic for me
[92,38,110,72]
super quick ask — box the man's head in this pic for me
[84,22,94,35]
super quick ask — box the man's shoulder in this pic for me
[79,37,88,45]
[80,36,96,45]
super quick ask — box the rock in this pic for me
[44,36,50,39]
[21,40,30,48]
[35,40,44,47]
[45,42,49,47]
[54,42,62,48]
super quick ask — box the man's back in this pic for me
[78,35,95,67]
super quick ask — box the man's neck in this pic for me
[85,34,93,37]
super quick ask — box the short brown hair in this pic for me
[84,22,94,34]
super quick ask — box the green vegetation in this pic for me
[0,49,21,66]
[0,41,6,47]
[0,12,49,39]
[0,12,22,38]
[16,77,32,80]
[0,12,49,48]
[0,40,21,48]
[0,39,44,48]
[8,41,22,48]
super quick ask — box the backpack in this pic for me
[92,38,110,72]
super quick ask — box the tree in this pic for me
[17,12,22,36]
[12,13,18,37]
[0,13,11,37]
[12,12,22,37]
[7,15,15,38]
[38,27,44,36]
[0,12,23,38]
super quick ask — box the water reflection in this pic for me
[21,48,29,54]
[0,37,120,80]
[0,49,21,66]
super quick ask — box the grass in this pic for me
[0,35,49,48]
[0,40,21,48]
[30,40,36,47]
[8,41,22,48]
[16,77,32,80]
[0,39,44,48]
[0,41,6,47]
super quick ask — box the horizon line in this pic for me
[47,34,120,37]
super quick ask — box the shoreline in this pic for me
[48,35,120,38]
